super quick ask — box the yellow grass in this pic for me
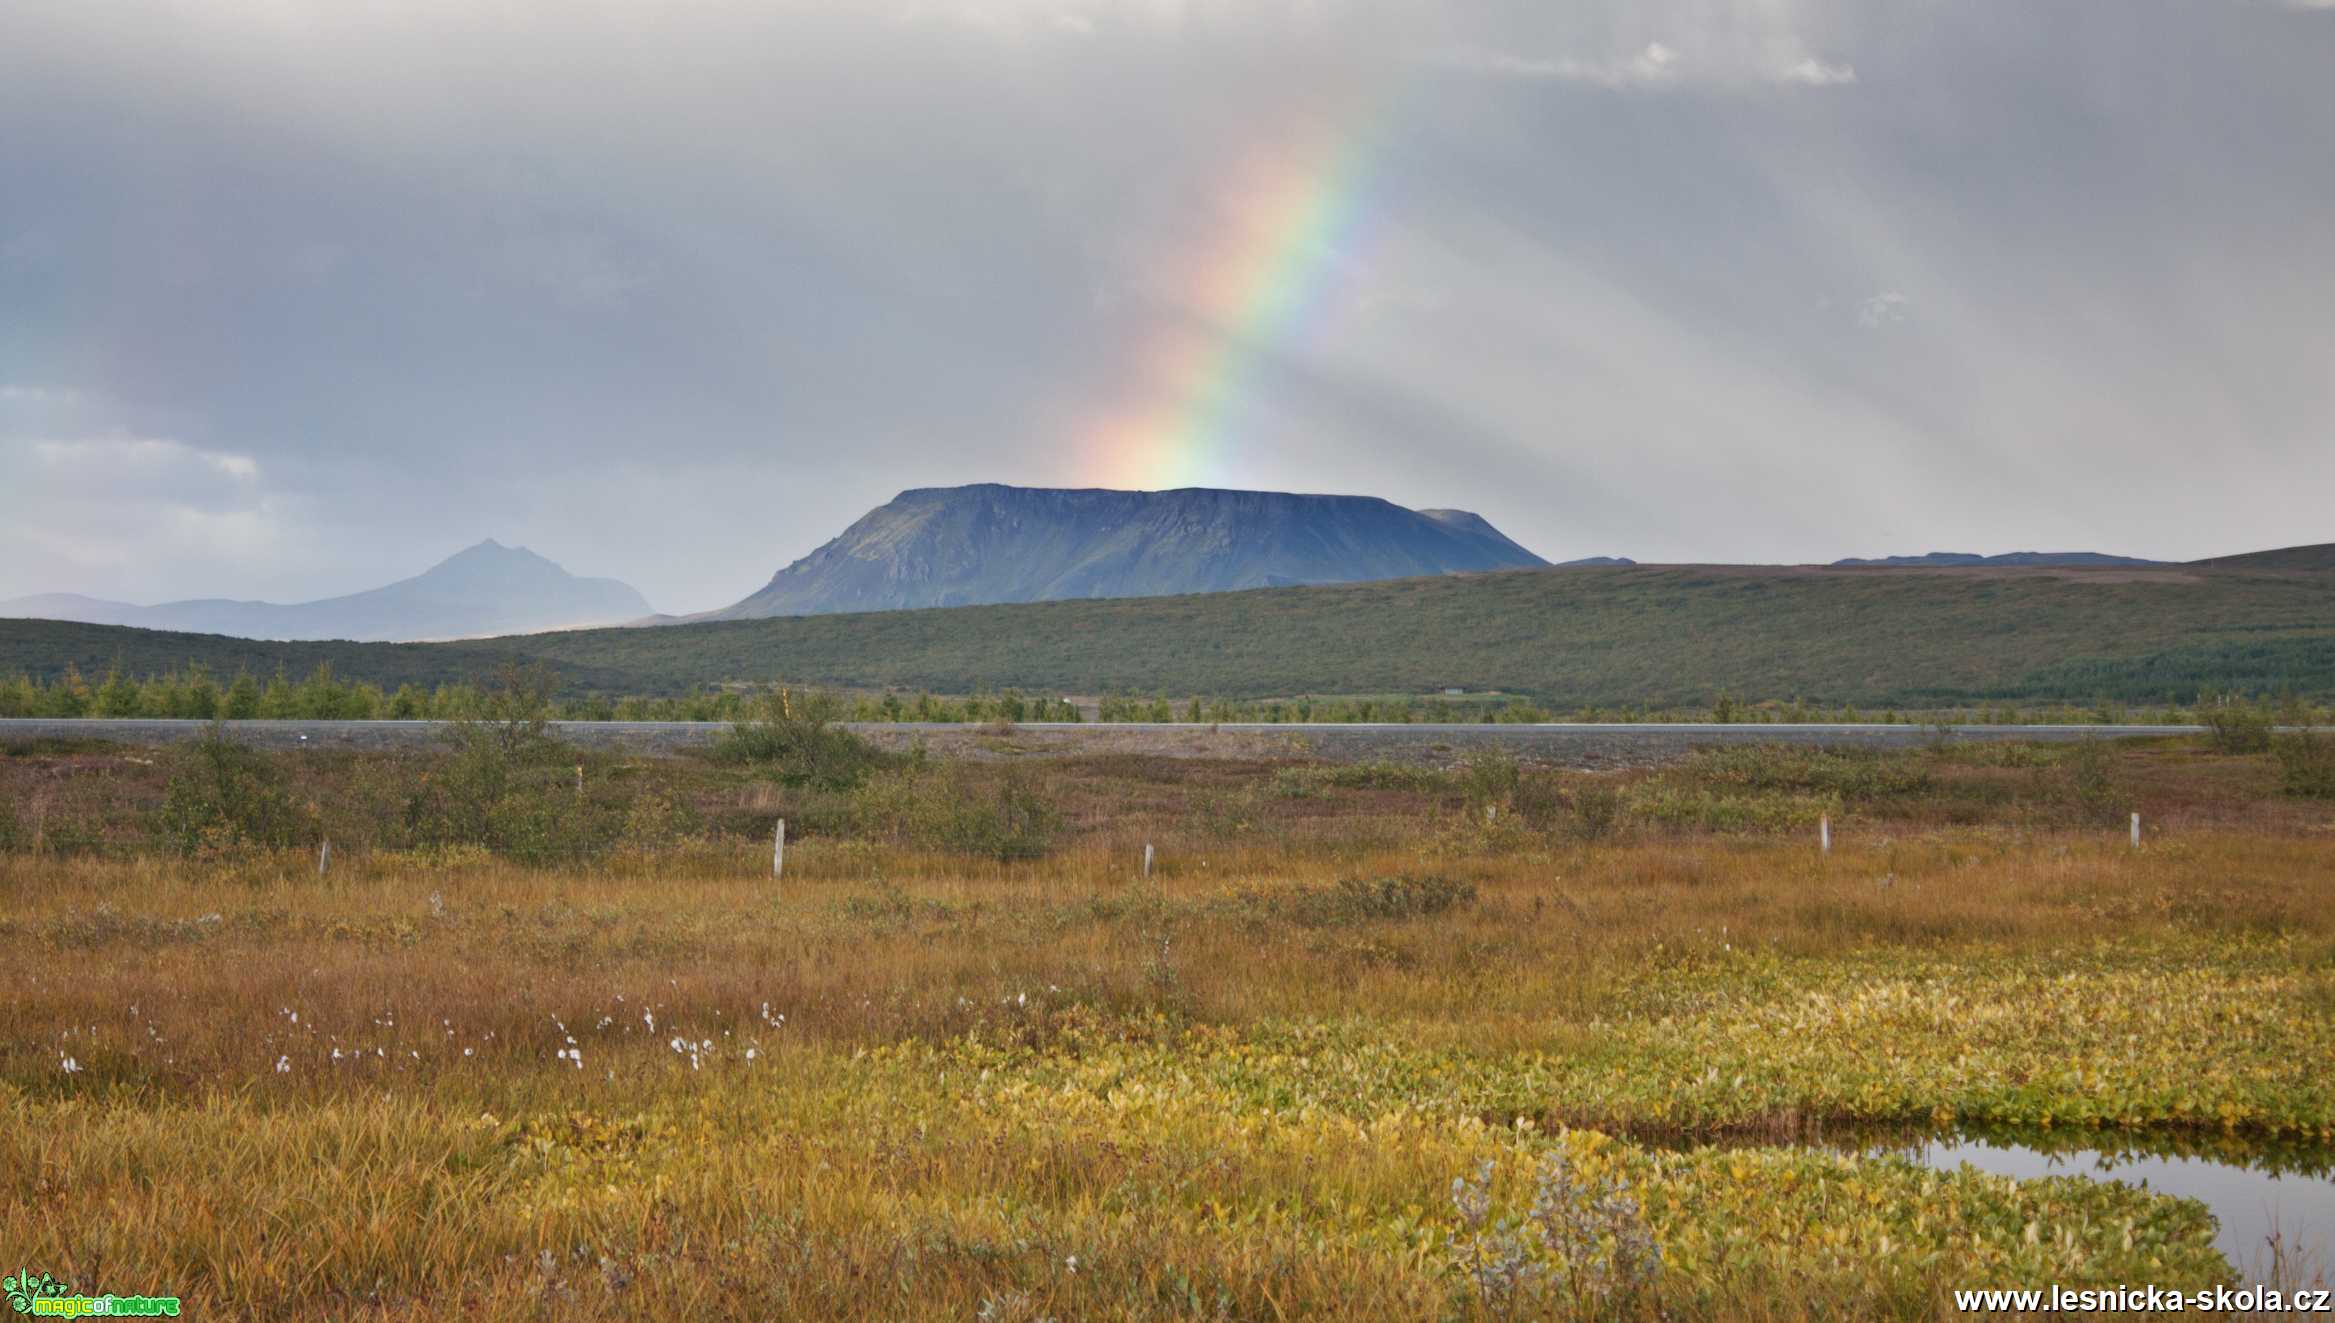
[5,747,2334,1318]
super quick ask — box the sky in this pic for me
[3,0,2331,615]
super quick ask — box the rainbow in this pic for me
[1078,106,1388,490]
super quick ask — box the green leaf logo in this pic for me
[3,1270,71,1315]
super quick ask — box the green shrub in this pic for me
[850,765,1060,860]
[1511,772,1570,827]
[1677,746,1931,800]
[2275,731,2335,799]
[1189,788,1261,839]
[2201,702,2274,754]
[1245,874,1477,926]
[1927,740,2053,769]
[159,725,315,856]
[710,687,896,789]
[1567,782,1623,839]
[403,738,610,865]
[2059,739,2123,823]
[1458,748,1521,809]
[617,783,698,851]
[1272,761,1455,796]
[1627,785,1833,832]
[401,665,617,863]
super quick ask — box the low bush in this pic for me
[1676,746,1932,800]
[2202,702,2275,754]
[850,765,1061,860]
[1568,782,1624,839]
[1188,788,1262,839]
[401,668,615,863]
[1627,785,1834,833]
[2275,731,2335,799]
[158,725,315,857]
[1274,761,1455,796]
[1927,740,2054,769]
[1245,874,1477,926]
[710,687,897,789]
[1511,772,1570,827]
[1458,749,1522,810]
[2058,739,2124,823]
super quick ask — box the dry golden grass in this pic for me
[4,738,2333,1318]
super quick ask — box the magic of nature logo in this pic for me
[4,1267,181,1317]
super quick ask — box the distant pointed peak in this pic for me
[441,537,539,561]
[419,539,567,583]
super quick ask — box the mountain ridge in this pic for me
[0,540,654,642]
[1832,551,2161,568]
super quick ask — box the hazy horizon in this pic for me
[5,1,2331,614]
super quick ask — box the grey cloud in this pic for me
[0,0,2330,610]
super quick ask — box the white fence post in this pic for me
[1143,842,1154,878]
[317,839,331,877]
[2130,812,2141,849]
[773,818,786,880]
[1819,816,1831,854]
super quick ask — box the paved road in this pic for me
[0,717,2241,766]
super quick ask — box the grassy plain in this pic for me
[3,734,2333,1319]
[8,560,2335,705]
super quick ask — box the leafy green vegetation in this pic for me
[2276,730,2335,799]
[158,724,317,857]
[708,687,901,788]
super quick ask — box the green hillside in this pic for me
[2193,542,2335,572]
[0,621,643,693]
[5,563,2333,705]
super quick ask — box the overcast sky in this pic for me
[3,0,2331,614]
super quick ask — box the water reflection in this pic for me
[1875,1133,2334,1283]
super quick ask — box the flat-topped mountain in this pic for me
[697,484,1548,619]
[0,540,653,642]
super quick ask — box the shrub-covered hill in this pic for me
[4,562,2332,706]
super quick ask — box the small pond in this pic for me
[1872,1134,2335,1282]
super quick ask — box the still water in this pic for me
[1884,1136,2335,1282]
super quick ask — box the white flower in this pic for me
[59,1055,81,1074]
[1065,1255,1078,1274]
[275,1056,291,1073]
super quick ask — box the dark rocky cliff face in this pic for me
[701,485,1548,619]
